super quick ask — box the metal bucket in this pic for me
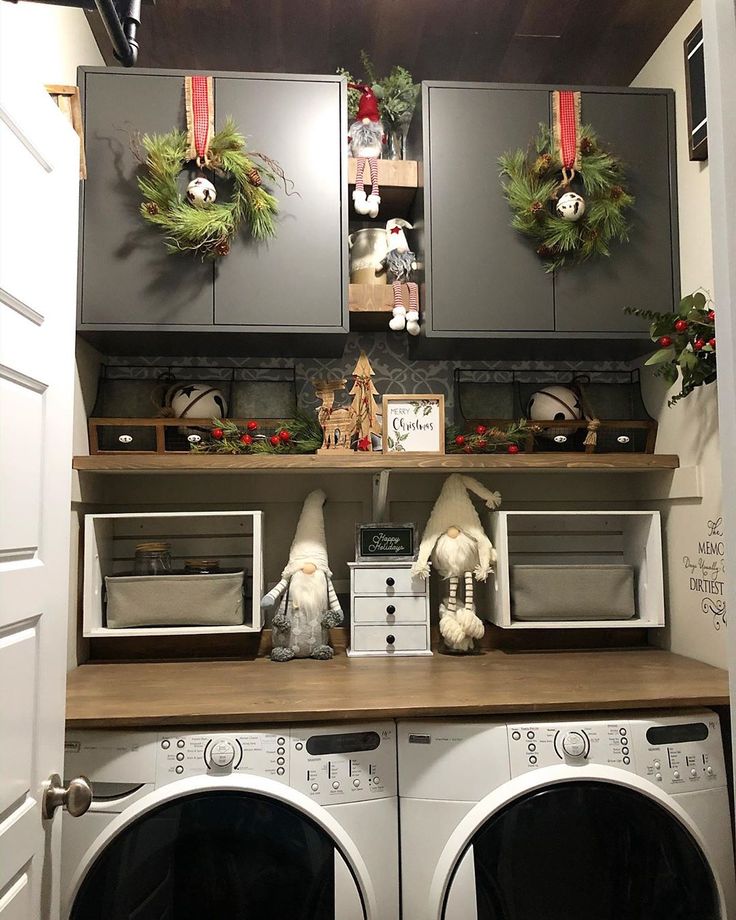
[348,228,388,284]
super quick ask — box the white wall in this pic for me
[633,0,727,668]
[0,1,103,88]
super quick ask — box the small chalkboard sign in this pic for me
[356,523,415,562]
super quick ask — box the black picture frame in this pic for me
[684,21,708,161]
[356,523,416,562]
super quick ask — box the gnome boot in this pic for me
[389,305,407,331]
[271,647,296,662]
[352,188,369,215]
[405,309,420,336]
[311,644,334,660]
[366,193,381,218]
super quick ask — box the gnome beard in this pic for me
[289,569,328,619]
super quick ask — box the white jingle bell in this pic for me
[556,191,586,222]
[527,384,582,440]
[186,176,217,209]
[170,384,227,420]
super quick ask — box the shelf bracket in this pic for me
[372,469,391,522]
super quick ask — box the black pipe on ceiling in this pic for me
[3,0,143,66]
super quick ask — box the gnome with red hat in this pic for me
[348,83,385,218]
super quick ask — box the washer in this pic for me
[62,721,398,920]
[398,710,736,920]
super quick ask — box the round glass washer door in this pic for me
[435,777,724,920]
[67,775,374,920]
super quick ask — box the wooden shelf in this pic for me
[348,158,418,217]
[65,648,729,728]
[73,453,680,474]
[349,282,409,329]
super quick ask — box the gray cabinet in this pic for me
[77,68,347,354]
[415,82,679,354]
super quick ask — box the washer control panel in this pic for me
[155,722,396,805]
[290,722,396,805]
[507,712,725,792]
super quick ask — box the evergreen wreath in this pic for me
[499,125,634,272]
[138,119,285,259]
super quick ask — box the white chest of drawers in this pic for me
[348,562,432,657]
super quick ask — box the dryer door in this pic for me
[65,774,376,920]
[430,766,729,920]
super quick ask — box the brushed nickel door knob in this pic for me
[42,773,92,819]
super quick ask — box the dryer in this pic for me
[398,710,736,920]
[62,721,398,920]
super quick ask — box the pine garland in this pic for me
[190,414,323,455]
[446,420,535,454]
[499,125,634,272]
[138,119,282,259]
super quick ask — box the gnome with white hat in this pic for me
[412,475,502,653]
[261,489,343,662]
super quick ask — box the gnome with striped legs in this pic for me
[412,475,502,653]
[348,83,384,218]
[261,489,343,662]
[382,218,420,336]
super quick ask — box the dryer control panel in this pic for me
[155,722,397,805]
[507,711,726,793]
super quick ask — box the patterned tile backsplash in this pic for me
[103,332,634,423]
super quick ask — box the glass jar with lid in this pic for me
[134,542,172,576]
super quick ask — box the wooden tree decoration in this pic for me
[350,352,382,448]
[313,378,357,453]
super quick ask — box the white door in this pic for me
[0,73,80,919]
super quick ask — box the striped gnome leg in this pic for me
[455,570,485,641]
[388,280,407,331]
[365,157,381,218]
[352,157,369,215]
[405,281,420,336]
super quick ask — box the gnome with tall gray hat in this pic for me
[412,475,502,652]
[261,489,343,662]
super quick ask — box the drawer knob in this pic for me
[386,605,396,615]
[386,634,396,645]
[386,577,395,587]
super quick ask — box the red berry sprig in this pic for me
[658,336,673,347]
[507,444,520,455]
[674,319,688,332]
[211,427,224,440]
[278,429,291,442]
[239,434,253,446]
[269,435,280,447]
[246,420,258,431]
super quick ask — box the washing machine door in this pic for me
[65,773,376,920]
[430,765,729,920]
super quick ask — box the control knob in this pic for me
[208,740,236,768]
[562,731,587,758]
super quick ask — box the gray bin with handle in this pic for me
[510,564,636,621]
[105,571,245,628]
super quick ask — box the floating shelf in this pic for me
[348,158,418,217]
[73,453,680,474]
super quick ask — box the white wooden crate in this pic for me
[83,511,263,637]
[488,511,664,629]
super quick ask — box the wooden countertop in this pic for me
[65,648,729,728]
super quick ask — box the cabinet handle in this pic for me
[386,577,395,587]
[386,605,396,615]
[386,634,396,645]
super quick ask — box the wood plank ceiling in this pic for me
[87,0,692,86]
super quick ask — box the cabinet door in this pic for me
[214,77,346,330]
[426,86,554,333]
[80,71,214,326]
[554,91,677,332]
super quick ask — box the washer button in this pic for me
[310,783,319,792]
[353,779,361,787]
[622,746,629,755]
[277,747,285,756]
[175,765,184,774]
[277,767,285,776]
[673,771,681,780]
[177,739,185,749]
[295,742,304,751]
[332,781,340,790]
[623,756,631,765]
[528,743,536,752]
[690,769,697,777]
[655,773,662,782]
[619,728,627,735]
[176,752,184,762]
[527,731,535,740]
[654,760,661,770]
[529,756,537,765]
[511,731,521,741]
[277,737,286,745]
[161,739,171,750]
[707,766,714,776]
[277,757,285,765]
[372,777,381,785]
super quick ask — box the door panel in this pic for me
[554,92,677,332]
[0,73,79,920]
[214,77,346,330]
[80,71,213,326]
[427,86,554,333]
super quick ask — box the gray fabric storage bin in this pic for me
[105,571,245,628]
[510,564,635,621]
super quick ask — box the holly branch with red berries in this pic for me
[625,291,716,406]
[446,420,536,455]
[190,414,323,455]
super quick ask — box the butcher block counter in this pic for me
[65,648,730,728]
